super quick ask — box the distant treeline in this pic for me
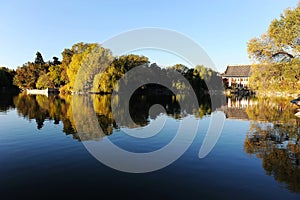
[1,42,222,94]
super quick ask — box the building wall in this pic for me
[224,77,249,88]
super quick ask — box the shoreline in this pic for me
[255,91,300,98]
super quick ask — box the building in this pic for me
[221,65,251,88]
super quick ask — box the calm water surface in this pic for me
[0,93,300,199]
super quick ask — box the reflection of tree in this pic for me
[0,92,16,112]
[93,95,116,135]
[13,92,213,140]
[246,97,296,123]
[13,93,77,139]
[244,97,300,192]
[244,122,300,192]
[14,93,49,129]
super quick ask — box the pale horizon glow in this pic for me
[0,0,298,72]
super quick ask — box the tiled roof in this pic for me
[222,65,251,77]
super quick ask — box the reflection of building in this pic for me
[221,65,251,88]
[225,97,257,120]
[227,97,256,108]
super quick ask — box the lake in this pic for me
[0,92,300,199]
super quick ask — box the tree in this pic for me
[52,57,61,65]
[57,48,74,89]
[247,3,300,92]
[0,67,15,88]
[36,73,54,89]
[35,51,45,64]
[13,51,50,90]
[14,62,42,89]
[74,45,114,92]
[47,65,64,87]
[66,43,99,91]
[248,4,300,63]
[168,64,189,74]
[92,54,149,93]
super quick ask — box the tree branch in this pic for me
[272,51,294,59]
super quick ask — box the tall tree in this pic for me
[247,3,300,92]
[35,51,45,64]
[66,43,99,91]
[52,57,61,65]
[248,4,300,63]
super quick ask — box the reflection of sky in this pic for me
[121,114,168,139]
[1,107,300,198]
[108,114,181,153]
[0,109,28,130]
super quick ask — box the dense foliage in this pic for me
[0,67,15,88]
[13,52,62,90]
[9,42,221,94]
[247,4,300,93]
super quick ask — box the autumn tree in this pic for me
[247,3,300,92]
[74,44,114,92]
[65,43,99,92]
[14,52,61,90]
[36,73,54,89]
[168,64,189,74]
[92,54,149,93]
[14,62,45,89]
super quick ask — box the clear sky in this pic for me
[0,0,298,72]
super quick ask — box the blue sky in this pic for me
[0,0,298,72]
